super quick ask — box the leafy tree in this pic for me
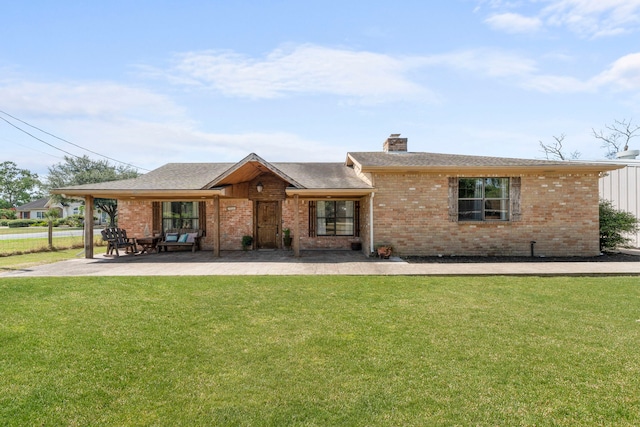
[0,208,17,220]
[599,200,639,251]
[0,161,43,207]
[46,156,140,226]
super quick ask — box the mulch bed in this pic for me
[403,251,640,263]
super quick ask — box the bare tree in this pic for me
[592,119,640,159]
[539,134,581,161]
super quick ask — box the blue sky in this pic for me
[1,0,640,176]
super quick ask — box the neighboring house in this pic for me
[599,157,640,248]
[16,197,51,220]
[53,135,621,258]
[15,197,107,224]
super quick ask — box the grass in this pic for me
[0,226,103,256]
[0,248,85,271]
[0,226,82,235]
[1,276,639,426]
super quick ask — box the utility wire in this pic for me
[4,137,66,161]
[0,110,151,172]
[1,115,81,159]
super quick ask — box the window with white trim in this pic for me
[458,178,510,221]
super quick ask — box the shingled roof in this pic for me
[15,197,50,211]
[53,148,621,199]
[346,151,618,173]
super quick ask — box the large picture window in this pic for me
[314,200,357,236]
[162,202,200,230]
[458,178,509,221]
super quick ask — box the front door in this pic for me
[256,201,278,249]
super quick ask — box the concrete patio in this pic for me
[2,249,640,277]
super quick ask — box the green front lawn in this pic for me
[0,248,85,271]
[1,276,638,426]
[0,227,80,235]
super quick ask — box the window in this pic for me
[458,178,509,221]
[311,200,359,236]
[162,202,199,230]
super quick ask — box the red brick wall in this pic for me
[283,199,364,251]
[117,200,153,238]
[116,171,601,257]
[219,199,253,250]
[371,172,601,257]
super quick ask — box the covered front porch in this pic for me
[56,153,374,259]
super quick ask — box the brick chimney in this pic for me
[383,134,408,152]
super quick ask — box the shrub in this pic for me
[0,208,17,220]
[53,218,69,227]
[599,200,639,250]
[64,214,85,227]
[7,219,40,228]
[241,235,253,249]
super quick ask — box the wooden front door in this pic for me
[256,201,278,249]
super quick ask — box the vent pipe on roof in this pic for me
[383,134,408,153]
[616,148,639,160]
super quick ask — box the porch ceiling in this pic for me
[215,161,278,186]
[204,153,304,189]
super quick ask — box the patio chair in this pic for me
[101,227,137,256]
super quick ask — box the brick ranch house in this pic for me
[53,135,621,259]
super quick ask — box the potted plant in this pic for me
[241,235,253,250]
[377,245,392,259]
[283,228,292,249]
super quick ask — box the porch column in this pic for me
[213,195,220,257]
[293,194,300,257]
[84,195,94,259]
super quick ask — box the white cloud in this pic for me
[156,44,433,103]
[0,76,348,174]
[156,44,640,98]
[591,52,640,90]
[479,0,640,37]
[522,74,592,92]
[485,12,543,33]
[153,45,539,103]
[543,0,640,37]
[521,52,640,93]
[422,48,538,78]
[0,79,186,122]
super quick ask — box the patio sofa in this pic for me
[157,228,204,253]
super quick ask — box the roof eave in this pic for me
[357,164,624,174]
[286,188,374,197]
[50,188,225,200]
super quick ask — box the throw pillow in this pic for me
[186,232,198,243]
[178,234,189,243]
[165,233,179,242]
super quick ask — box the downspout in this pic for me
[369,191,375,255]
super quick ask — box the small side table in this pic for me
[136,236,159,254]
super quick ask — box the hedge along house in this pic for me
[52,135,622,259]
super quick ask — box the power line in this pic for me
[3,136,67,161]
[1,114,81,159]
[0,110,151,172]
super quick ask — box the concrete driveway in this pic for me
[2,250,640,277]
